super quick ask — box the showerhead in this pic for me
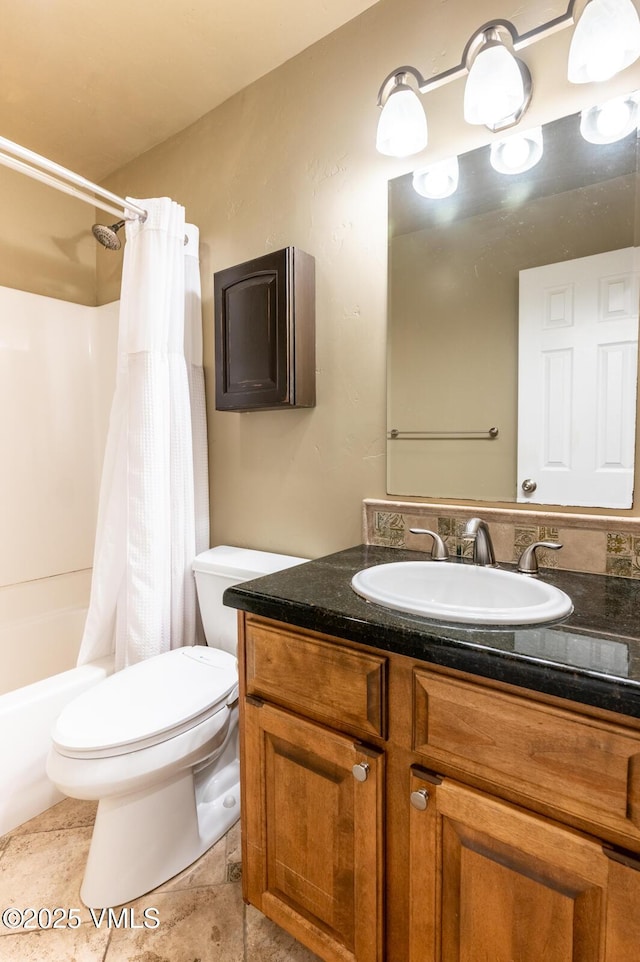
[92,219,125,251]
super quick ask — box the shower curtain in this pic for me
[184,224,210,559]
[77,198,209,670]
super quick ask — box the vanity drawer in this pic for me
[413,668,640,837]
[244,617,387,739]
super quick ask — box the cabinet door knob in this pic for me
[521,478,537,493]
[410,789,430,811]
[352,762,370,782]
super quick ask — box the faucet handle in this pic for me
[517,541,562,576]
[409,528,449,561]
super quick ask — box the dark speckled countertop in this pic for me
[224,544,640,720]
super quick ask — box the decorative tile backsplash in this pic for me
[606,533,640,578]
[363,499,640,579]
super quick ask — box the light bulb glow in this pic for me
[501,138,530,169]
[464,42,526,128]
[376,84,428,157]
[412,157,460,199]
[580,92,640,143]
[568,0,640,84]
[490,127,544,175]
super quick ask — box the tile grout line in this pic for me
[99,929,113,962]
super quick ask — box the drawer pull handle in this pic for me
[410,789,430,811]
[352,762,370,782]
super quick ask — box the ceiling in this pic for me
[0,0,380,181]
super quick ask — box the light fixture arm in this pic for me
[376,66,428,106]
[461,20,521,68]
[377,2,582,105]
[374,0,640,158]
[511,0,581,52]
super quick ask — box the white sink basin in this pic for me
[351,562,573,626]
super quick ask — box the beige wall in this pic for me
[0,166,96,305]
[90,0,640,553]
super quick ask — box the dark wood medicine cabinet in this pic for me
[214,247,315,412]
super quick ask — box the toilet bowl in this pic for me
[46,545,306,908]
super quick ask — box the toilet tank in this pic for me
[192,545,307,655]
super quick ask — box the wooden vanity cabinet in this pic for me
[237,614,640,962]
[239,616,386,962]
[408,769,640,962]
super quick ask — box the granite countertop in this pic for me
[224,544,640,720]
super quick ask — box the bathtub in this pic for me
[0,604,113,835]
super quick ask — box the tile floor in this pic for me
[0,798,322,961]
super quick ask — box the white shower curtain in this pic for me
[77,198,207,670]
[184,224,210,558]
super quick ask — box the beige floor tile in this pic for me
[0,804,321,961]
[0,924,111,961]
[245,904,323,961]
[5,798,98,838]
[153,833,227,893]
[104,884,244,962]
[0,827,93,927]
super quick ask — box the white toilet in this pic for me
[46,545,305,908]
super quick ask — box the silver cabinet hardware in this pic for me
[352,762,370,782]
[410,789,430,811]
[521,479,537,493]
[517,541,562,575]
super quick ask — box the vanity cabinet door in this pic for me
[408,770,640,962]
[242,698,384,962]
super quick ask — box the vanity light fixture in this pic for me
[463,26,531,130]
[412,156,460,198]
[376,69,428,157]
[568,0,640,83]
[490,126,544,175]
[376,0,640,158]
[579,90,640,143]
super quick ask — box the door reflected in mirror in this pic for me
[387,109,639,509]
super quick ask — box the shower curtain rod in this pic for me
[0,134,147,222]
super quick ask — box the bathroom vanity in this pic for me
[225,545,640,962]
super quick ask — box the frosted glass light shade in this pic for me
[568,0,640,83]
[464,43,526,128]
[490,127,544,174]
[412,157,459,198]
[376,85,428,157]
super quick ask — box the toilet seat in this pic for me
[52,647,238,759]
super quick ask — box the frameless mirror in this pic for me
[387,108,640,508]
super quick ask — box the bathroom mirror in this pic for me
[387,108,640,508]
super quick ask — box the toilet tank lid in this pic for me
[192,545,308,580]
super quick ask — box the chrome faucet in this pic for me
[462,518,498,567]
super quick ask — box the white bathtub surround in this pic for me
[0,289,118,833]
[0,571,92,695]
[0,290,118,593]
[78,200,199,670]
[0,656,113,836]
